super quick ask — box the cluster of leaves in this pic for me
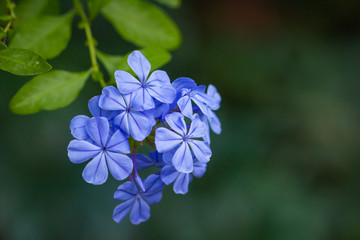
[0,0,182,115]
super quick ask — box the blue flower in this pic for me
[207,84,221,109]
[114,51,176,111]
[88,95,120,124]
[161,152,207,194]
[98,86,156,141]
[67,117,133,185]
[69,96,121,140]
[172,77,218,119]
[161,148,207,194]
[135,151,165,170]
[112,174,164,225]
[199,84,222,143]
[155,112,212,173]
[70,115,90,140]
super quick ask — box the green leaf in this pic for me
[0,41,6,50]
[15,0,60,22]
[9,70,91,115]
[0,26,5,39]
[96,50,123,77]
[9,11,74,59]
[102,0,181,50]
[0,48,52,76]
[108,47,171,83]
[86,0,113,21]
[154,0,181,8]
[0,0,7,16]
[0,15,12,22]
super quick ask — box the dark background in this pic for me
[1,0,360,239]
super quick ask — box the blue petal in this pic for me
[155,128,182,152]
[147,70,176,103]
[114,181,138,200]
[115,70,141,94]
[82,152,108,185]
[135,153,155,170]
[106,152,133,181]
[208,111,222,134]
[192,94,213,117]
[196,85,206,93]
[99,86,127,111]
[131,88,155,111]
[162,148,176,164]
[67,140,101,163]
[187,114,206,139]
[207,84,221,110]
[128,111,155,141]
[165,112,187,135]
[112,198,135,223]
[114,112,130,138]
[193,161,207,178]
[153,100,170,121]
[147,85,176,104]
[141,174,164,204]
[172,77,197,92]
[172,142,193,173]
[200,114,211,144]
[105,130,130,154]
[177,96,193,119]
[147,70,171,85]
[89,95,120,121]
[173,173,190,194]
[148,151,165,167]
[127,50,151,82]
[86,117,109,147]
[70,115,90,140]
[135,175,145,192]
[88,96,101,116]
[130,197,150,225]
[161,165,179,185]
[194,90,218,110]
[143,109,157,125]
[144,174,164,193]
[188,140,212,163]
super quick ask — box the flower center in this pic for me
[141,82,147,88]
[125,107,131,113]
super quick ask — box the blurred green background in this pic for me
[1,0,360,239]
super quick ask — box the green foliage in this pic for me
[0,48,52,75]
[96,50,123,77]
[9,70,90,114]
[0,26,5,39]
[0,41,6,49]
[0,0,7,16]
[1,0,182,114]
[102,0,181,50]
[15,0,60,22]
[86,0,112,21]
[154,0,181,8]
[10,11,74,59]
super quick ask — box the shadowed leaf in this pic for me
[9,70,90,114]
[102,0,181,50]
[0,48,52,75]
[10,11,74,59]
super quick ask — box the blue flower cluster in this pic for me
[67,51,221,224]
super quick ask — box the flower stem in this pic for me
[2,0,16,43]
[73,0,106,88]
